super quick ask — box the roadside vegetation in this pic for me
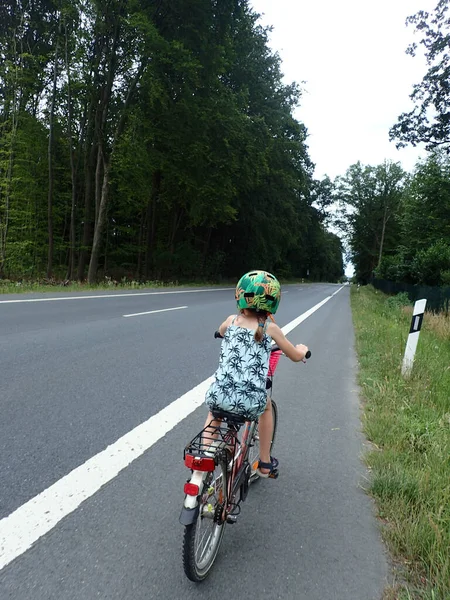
[0,278,223,294]
[351,286,450,600]
[0,276,315,295]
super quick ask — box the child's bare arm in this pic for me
[218,314,235,336]
[267,322,308,362]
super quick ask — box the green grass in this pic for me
[0,276,312,295]
[0,278,233,294]
[351,286,450,600]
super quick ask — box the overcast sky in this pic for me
[251,0,437,180]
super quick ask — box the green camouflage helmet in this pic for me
[235,270,281,314]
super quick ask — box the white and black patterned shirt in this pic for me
[205,322,271,420]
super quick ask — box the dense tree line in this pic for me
[334,154,450,286]
[334,0,450,286]
[0,0,344,283]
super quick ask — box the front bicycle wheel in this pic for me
[182,456,228,582]
[249,399,278,482]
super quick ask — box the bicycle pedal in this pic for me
[268,469,279,479]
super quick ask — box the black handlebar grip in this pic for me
[305,350,311,359]
[214,331,223,339]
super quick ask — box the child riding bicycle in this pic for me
[204,270,308,478]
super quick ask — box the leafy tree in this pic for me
[0,0,59,275]
[412,239,450,285]
[335,161,406,283]
[390,0,450,150]
[401,151,450,249]
[377,151,450,285]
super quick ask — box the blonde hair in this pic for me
[241,309,273,342]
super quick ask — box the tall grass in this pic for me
[351,286,450,600]
[0,277,308,295]
[0,278,230,294]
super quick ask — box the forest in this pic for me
[0,0,344,284]
[335,0,450,287]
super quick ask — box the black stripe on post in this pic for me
[409,313,424,334]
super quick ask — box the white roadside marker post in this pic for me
[401,298,427,377]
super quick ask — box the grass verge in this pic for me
[0,278,233,295]
[351,286,450,600]
[0,277,311,295]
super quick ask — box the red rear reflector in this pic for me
[184,482,200,496]
[184,455,215,471]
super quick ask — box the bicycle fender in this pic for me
[179,505,200,526]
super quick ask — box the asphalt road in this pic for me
[0,283,388,599]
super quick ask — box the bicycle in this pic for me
[179,331,310,582]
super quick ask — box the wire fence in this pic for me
[372,279,450,315]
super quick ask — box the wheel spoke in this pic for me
[197,527,213,563]
[190,461,226,573]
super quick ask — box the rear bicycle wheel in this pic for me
[249,399,278,482]
[182,456,228,582]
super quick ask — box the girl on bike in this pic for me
[204,270,308,478]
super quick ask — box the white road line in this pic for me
[123,306,187,318]
[331,285,345,297]
[0,288,232,305]
[0,285,345,571]
[282,285,344,336]
[0,377,214,572]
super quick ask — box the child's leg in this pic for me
[202,411,221,448]
[257,398,274,474]
[203,411,221,431]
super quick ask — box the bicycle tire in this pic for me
[249,399,278,482]
[182,456,228,582]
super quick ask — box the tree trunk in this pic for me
[377,204,389,269]
[87,58,145,282]
[65,18,77,280]
[169,208,183,254]
[47,26,60,279]
[137,209,145,279]
[77,140,97,280]
[202,227,212,272]
[85,10,122,283]
[94,143,103,224]
[87,159,109,283]
[77,23,104,281]
[104,214,110,276]
[0,107,18,276]
[0,21,22,275]
[145,198,153,278]
[85,1,144,283]
[145,170,161,278]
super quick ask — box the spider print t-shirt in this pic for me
[205,324,271,420]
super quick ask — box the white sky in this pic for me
[251,0,437,180]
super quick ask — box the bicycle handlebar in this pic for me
[214,331,311,359]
